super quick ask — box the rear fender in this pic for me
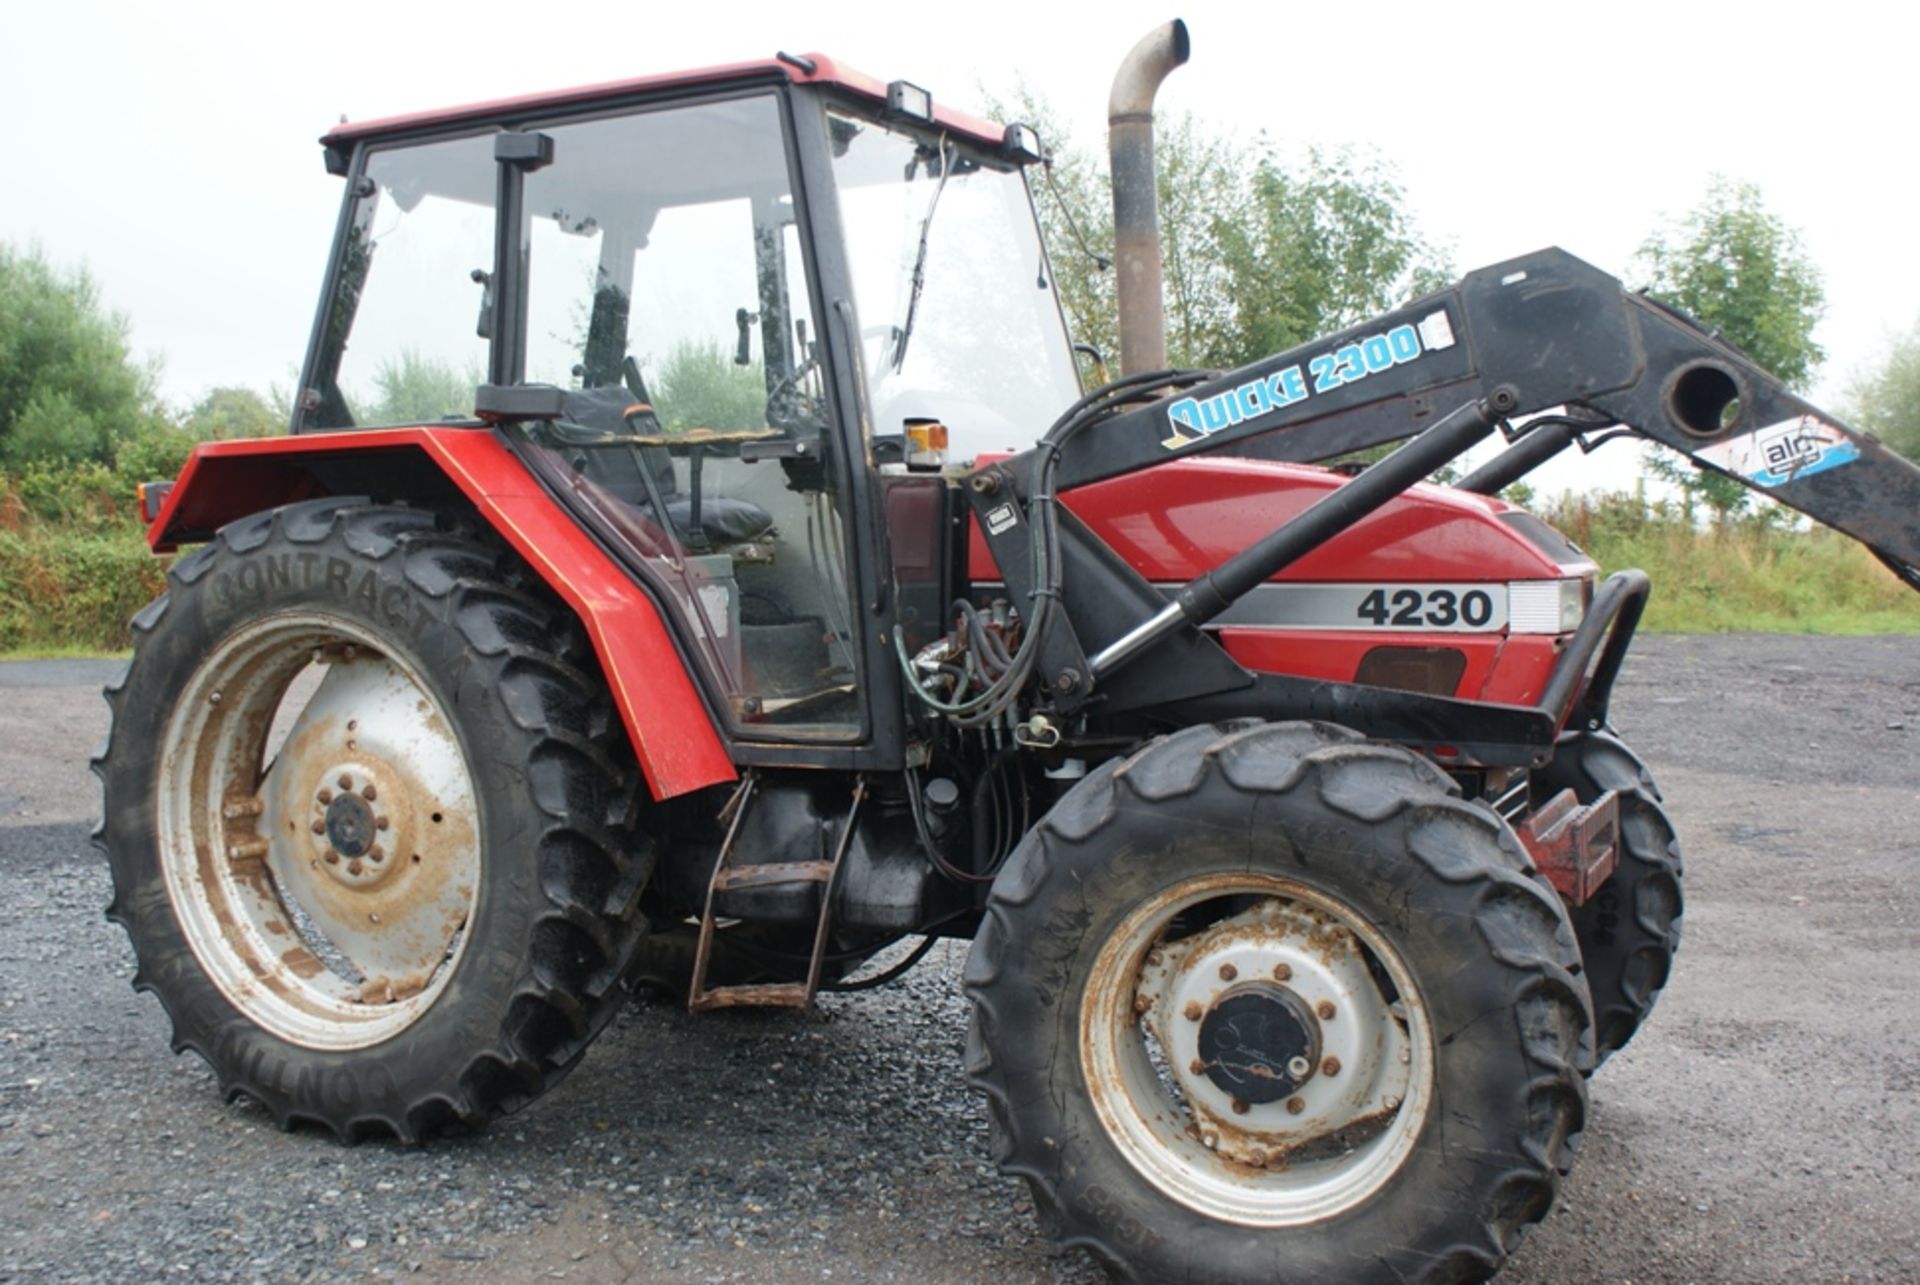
[148,427,737,802]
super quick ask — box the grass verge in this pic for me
[1542,493,1920,633]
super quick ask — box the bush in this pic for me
[0,525,168,652]
[1541,492,1920,633]
[0,372,288,653]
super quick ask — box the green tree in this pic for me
[650,340,766,431]
[990,88,1449,375]
[361,350,483,425]
[184,386,281,441]
[1635,178,1827,521]
[1216,146,1449,362]
[0,243,156,463]
[1850,318,1920,461]
[1637,178,1826,387]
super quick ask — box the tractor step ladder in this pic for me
[687,773,867,1011]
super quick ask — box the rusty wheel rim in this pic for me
[1080,873,1433,1227]
[158,613,481,1051]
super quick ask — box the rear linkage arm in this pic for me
[963,247,1920,760]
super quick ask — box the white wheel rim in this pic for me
[1080,873,1434,1227]
[157,613,481,1051]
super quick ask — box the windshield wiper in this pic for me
[891,136,956,372]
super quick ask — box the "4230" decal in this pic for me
[1356,585,1498,629]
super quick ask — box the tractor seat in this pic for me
[663,494,773,545]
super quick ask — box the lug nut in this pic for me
[325,852,340,865]
[369,846,384,862]
[1230,1099,1249,1116]
[1322,1056,1342,1078]
[1286,1097,1305,1115]
[337,774,352,790]
[347,860,363,876]
[311,820,326,835]
[1184,1001,1204,1022]
[361,784,377,802]
[1133,994,1152,1014]
[1272,962,1292,982]
[375,816,390,831]
[1218,963,1238,982]
[1189,1059,1208,1077]
[1316,1000,1337,1021]
[317,789,333,804]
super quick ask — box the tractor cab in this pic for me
[299,58,1078,743]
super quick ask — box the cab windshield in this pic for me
[828,112,1080,462]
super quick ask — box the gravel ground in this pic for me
[1,635,1916,1282]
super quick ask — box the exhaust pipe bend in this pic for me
[1108,18,1190,377]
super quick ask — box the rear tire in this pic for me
[964,722,1592,1282]
[95,499,652,1140]
[1533,729,1683,1066]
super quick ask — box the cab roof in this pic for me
[320,52,1009,165]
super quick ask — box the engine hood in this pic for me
[967,454,1589,585]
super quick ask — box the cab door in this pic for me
[512,91,870,741]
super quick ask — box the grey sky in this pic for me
[4,0,1914,495]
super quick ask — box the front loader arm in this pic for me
[1582,292,1920,574]
[958,247,1917,752]
[1030,246,1920,573]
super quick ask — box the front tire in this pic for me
[95,499,652,1140]
[964,722,1592,1283]
[1532,729,1683,1066]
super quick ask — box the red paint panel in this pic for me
[962,454,1579,705]
[1221,622,1566,695]
[1214,629,1502,698]
[966,455,1564,585]
[1213,630,1559,703]
[321,53,1007,152]
[1472,635,1565,706]
[1211,630,1563,703]
[149,428,735,802]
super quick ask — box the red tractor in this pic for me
[98,21,1920,1282]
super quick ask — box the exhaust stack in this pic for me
[1108,18,1190,376]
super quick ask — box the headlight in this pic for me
[1507,578,1588,634]
[887,80,934,123]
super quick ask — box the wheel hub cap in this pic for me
[323,791,375,859]
[1197,984,1319,1104]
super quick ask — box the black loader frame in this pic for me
[960,246,1920,767]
